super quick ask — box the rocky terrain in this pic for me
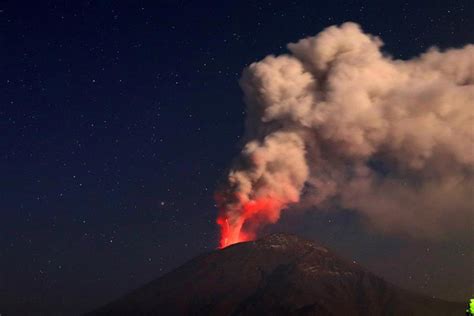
[87,233,464,315]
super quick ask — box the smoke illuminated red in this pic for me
[217,197,283,248]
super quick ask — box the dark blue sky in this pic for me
[1,0,473,314]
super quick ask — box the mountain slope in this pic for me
[87,233,463,316]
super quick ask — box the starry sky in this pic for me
[1,1,473,315]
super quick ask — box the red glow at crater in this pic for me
[217,197,283,248]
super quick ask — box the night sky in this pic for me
[1,1,473,315]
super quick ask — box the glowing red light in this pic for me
[217,197,283,248]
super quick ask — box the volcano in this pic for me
[87,233,463,315]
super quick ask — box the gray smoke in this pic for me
[218,22,474,241]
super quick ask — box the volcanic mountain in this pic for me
[87,233,463,315]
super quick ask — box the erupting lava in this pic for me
[217,197,283,248]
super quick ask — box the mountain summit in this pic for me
[87,233,463,315]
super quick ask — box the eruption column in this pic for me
[215,22,474,247]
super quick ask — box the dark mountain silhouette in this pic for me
[87,233,464,316]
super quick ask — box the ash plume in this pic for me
[216,22,474,247]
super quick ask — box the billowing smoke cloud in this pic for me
[216,22,474,248]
